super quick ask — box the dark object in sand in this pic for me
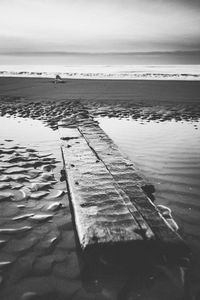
[54,74,65,84]
[59,106,190,263]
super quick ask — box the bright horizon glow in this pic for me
[0,0,200,56]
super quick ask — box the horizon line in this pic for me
[1,50,200,56]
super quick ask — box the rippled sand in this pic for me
[0,98,199,299]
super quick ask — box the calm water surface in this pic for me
[1,115,200,299]
[99,119,200,226]
[99,117,200,293]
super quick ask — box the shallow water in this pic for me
[0,116,76,300]
[1,115,200,300]
[98,118,200,207]
[98,118,200,228]
[99,117,200,295]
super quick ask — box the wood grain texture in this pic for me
[60,127,156,251]
[79,124,182,245]
[59,111,189,256]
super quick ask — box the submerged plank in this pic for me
[79,124,185,246]
[60,127,155,252]
[59,111,189,256]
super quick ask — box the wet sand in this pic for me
[0,125,73,300]
[0,78,200,299]
[1,77,200,126]
[0,114,193,300]
[0,77,200,103]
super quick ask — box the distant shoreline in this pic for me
[1,75,200,81]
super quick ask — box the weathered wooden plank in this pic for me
[60,127,156,252]
[79,124,184,245]
[59,111,189,257]
[79,129,189,253]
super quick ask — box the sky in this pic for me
[0,0,200,56]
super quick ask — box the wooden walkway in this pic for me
[59,108,189,259]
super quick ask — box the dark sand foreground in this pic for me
[1,77,200,125]
[0,77,200,103]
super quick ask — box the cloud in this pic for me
[0,0,200,53]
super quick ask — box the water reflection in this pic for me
[78,246,193,300]
[98,117,200,299]
[0,116,199,299]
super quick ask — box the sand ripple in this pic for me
[0,138,71,299]
[0,99,199,299]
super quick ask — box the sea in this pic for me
[0,64,200,81]
[0,52,200,81]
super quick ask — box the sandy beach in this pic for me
[1,0,200,297]
[1,77,200,103]
[1,77,200,126]
[0,77,200,300]
[1,0,200,298]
